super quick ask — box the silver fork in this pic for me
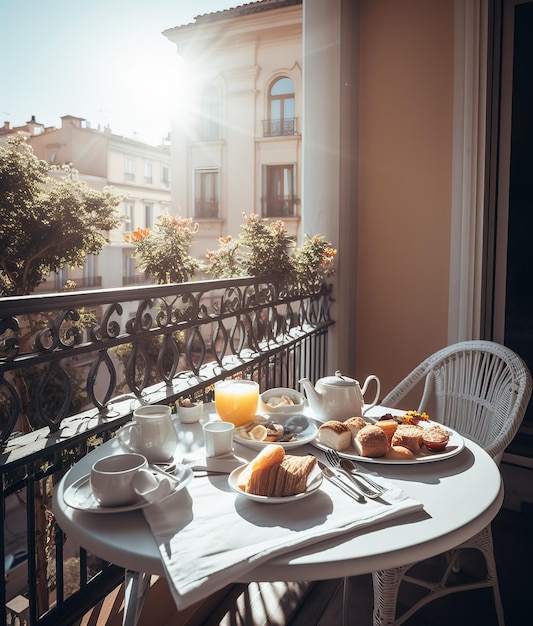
[323,450,384,498]
[326,450,386,492]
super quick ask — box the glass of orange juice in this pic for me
[214,380,259,427]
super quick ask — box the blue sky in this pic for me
[1,0,237,145]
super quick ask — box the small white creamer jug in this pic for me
[117,404,178,463]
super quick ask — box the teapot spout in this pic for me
[299,377,323,410]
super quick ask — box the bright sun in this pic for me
[98,39,183,146]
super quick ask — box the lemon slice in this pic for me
[249,425,268,441]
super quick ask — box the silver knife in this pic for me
[317,460,365,502]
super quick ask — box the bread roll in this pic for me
[344,416,367,437]
[318,420,352,451]
[354,425,388,457]
[244,453,317,497]
[385,445,415,460]
[391,424,424,453]
[237,444,285,490]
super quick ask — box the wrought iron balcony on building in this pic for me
[262,118,298,137]
[0,275,333,625]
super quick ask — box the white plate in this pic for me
[233,414,318,451]
[311,420,464,464]
[228,462,323,504]
[63,464,193,513]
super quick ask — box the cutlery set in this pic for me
[324,450,386,496]
[320,450,387,501]
[317,460,366,502]
[152,454,386,501]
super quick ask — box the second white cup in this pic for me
[90,453,150,507]
[203,421,235,457]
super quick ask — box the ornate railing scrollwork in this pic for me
[87,349,117,413]
[0,276,333,444]
[0,372,21,440]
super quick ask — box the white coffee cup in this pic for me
[117,404,178,463]
[90,453,157,507]
[203,421,235,457]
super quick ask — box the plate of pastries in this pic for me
[229,444,322,503]
[234,414,318,450]
[311,411,464,464]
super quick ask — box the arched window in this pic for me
[199,84,220,141]
[265,77,295,136]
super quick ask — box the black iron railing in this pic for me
[0,276,333,625]
[262,118,297,137]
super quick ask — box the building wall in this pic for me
[166,3,303,258]
[355,0,455,395]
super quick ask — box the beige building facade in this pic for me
[164,0,303,258]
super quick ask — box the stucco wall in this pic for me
[356,0,455,398]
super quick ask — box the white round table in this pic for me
[52,410,503,623]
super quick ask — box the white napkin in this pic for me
[142,470,423,611]
[182,451,248,473]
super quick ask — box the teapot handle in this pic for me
[361,375,380,413]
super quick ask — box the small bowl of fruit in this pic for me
[175,397,203,423]
[259,388,305,414]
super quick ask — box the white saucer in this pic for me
[63,464,193,513]
[228,463,322,504]
[233,414,318,451]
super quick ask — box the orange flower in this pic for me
[321,248,337,267]
[124,227,150,243]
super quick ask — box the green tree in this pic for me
[124,214,201,284]
[0,135,123,296]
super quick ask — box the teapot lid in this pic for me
[319,371,357,386]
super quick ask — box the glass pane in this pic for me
[195,170,219,218]
[265,165,294,217]
[284,98,295,118]
[271,77,294,96]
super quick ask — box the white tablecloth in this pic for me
[142,468,422,610]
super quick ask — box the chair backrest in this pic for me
[381,340,533,464]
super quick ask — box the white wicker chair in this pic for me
[370,340,532,626]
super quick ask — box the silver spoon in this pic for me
[339,458,387,495]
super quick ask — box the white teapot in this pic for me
[299,370,380,422]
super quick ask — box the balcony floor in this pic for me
[79,506,532,626]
